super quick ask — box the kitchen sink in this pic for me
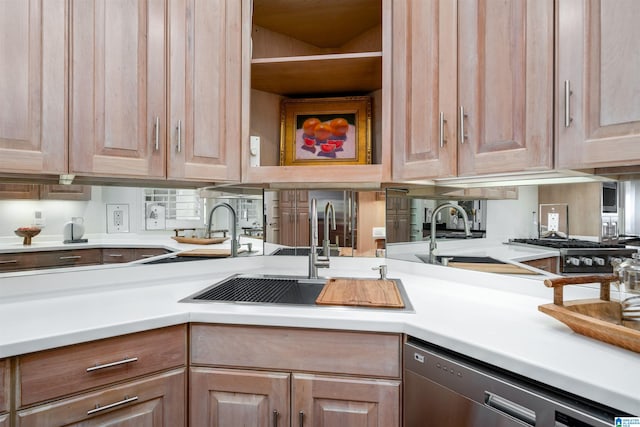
[180,273,414,311]
[180,274,326,305]
[269,247,339,256]
[415,254,506,265]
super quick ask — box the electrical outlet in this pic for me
[107,204,130,233]
[33,210,46,227]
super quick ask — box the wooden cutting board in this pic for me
[448,262,538,275]
[171,236,228,245]
[177,248,246,257]
[316,278,404,308]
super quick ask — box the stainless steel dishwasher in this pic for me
[404,338,631,426]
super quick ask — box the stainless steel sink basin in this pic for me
[180,274,326,305]
[416,254,505,265]
[180,273,414,311]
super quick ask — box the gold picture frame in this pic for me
[279,96,372,166]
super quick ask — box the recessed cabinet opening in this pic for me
[246,0,388,184]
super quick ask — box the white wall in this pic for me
[486,186,538,241]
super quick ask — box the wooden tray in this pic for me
[539,275,640,353]
[316,278,404,308]
[171,236,228,245]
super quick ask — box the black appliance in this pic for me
[509,238,637,274]
[602,182,618,213]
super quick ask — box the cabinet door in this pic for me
[168,0,242,182]
[0,184,39,200]
[39,185,91,201]
[0,0,66,174]
[457,0,553,176]
[293,373,400,427]
[557,0,640,168]
[0,414,8,427]
[16,369,185,427]
[392,0,458,180]
[70,0,166,179]
[0,359,8,414]
[190,367,290,427]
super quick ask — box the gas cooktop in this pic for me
[509,238,625,249]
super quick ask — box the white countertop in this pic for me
[0,252,638,415]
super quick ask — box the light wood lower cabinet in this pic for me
[0,359,8,424]
[190,367,290,426]
[190,324,401,427]
[16,368,186,427]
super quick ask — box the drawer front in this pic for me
[18,324,187,407]
[0,252,31,272]
[134,248,171,260]
[523,256,558,274]
[191,324,401,379]
[34,249,102,268]
[101,248,136,263]
[0,359,8,413]
[16,368,186,427]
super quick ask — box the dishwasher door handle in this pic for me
[484,391,536,426]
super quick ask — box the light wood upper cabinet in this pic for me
[557,0,640,169]
[167,0,242,182]
[392,0,457,180]
[70,0,167,179]
[392,0,553,181]
[0,0,67,175]
[242,0,392,186]
[457,0,553,176]
[70,0,241,183]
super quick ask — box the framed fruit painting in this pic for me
[279,96,372,166]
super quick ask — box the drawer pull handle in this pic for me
[273,410,279,427]
[87,357,139,372]
[59,255,82,260]
[139,254,157,258]
[0,260,18,264]
[107,254,124,257]
[87,395,138,415]
[299,411,304,427]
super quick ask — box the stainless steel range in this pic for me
[509,238,638,274]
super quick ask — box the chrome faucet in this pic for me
[429,203,471,264]
[309,198,330,279]
[323,201,336,258]
[207,202,238,257]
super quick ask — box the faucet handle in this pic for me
[372,264,387,280]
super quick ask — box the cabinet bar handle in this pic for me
[299,411,304,426]
[176,120,182,153]
[0,260,18,264]
[87,395,138,415]
[59,255,82,260]
[154,116,160,150]
[459,106,468,144]
[273,410,278,427]
[107,254,123,258]
[86,356,139,372]
[439,112,446,148]
[564,80,573,127]
[139,254,157,258]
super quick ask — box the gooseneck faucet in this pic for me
[309,198,330,279]
[207,202,238,257]
[429,203,471,264]
[323,201,336,258]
